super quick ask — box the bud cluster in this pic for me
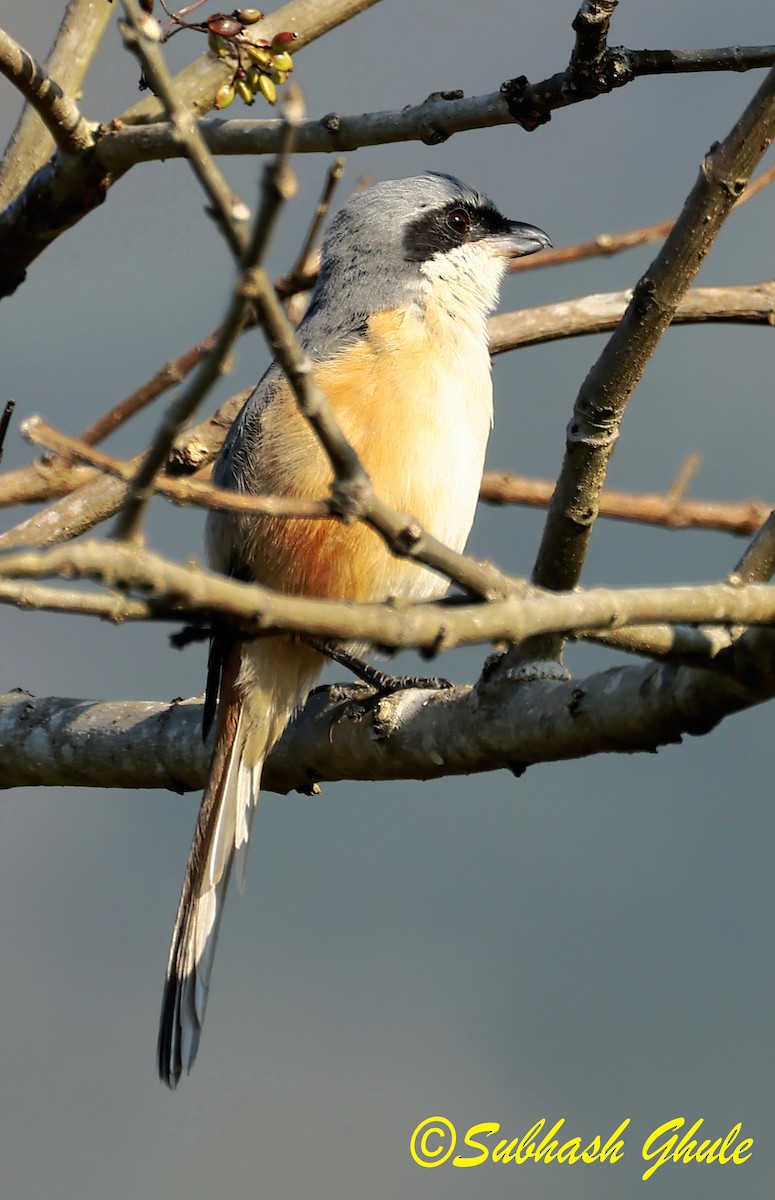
[140,4,298,109]
[207,16,298,109]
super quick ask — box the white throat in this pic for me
[418,242,508,337]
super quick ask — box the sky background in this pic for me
[1,2,774,1197]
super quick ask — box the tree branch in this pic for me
[4,621,775,792]
[23,415,331,520]
[480,468,770,537]
[113,2,302,541]
[0,0,379,297]
[489,281,775,349]
[120,0,384,125]
[503,61,775,677]
[0,0,113,207]
[97,41,775,169]
[4,539,775,654]
[2,276,772,545]
[0,25,95,157]
[4,23,775,298]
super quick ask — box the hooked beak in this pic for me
[489,221,553,259]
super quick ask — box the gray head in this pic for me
[299,173,551,356]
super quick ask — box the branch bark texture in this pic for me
[2,622,773,793]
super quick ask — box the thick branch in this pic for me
[98,43,775,168]
[3,622,775,791]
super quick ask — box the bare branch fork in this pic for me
[492,60,775,681]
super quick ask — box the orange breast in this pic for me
[243,306,491,604]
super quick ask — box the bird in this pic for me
[157,171,551,1087]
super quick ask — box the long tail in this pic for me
[157,637,321,1088]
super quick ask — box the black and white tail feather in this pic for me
[157,637,321,1088]
[157,675,260,1088]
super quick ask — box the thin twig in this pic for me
[71,162,343,448]
[78,325,230,446]
[278,156,345,297]
[480,470,770,537]
[664,453,702,506]
[22,416,330,521]
[0,400,16,465]
[114,97,303,540]
[278,158,344,324]
[0,26,95,157]
[112,283,254,541]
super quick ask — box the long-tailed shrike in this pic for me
[157,172,551,1087]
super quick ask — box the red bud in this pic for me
[208,14,242,38]
[270,30,298,51]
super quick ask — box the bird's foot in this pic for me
[309,641,453,723]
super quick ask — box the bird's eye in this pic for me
[445,207,471,237]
